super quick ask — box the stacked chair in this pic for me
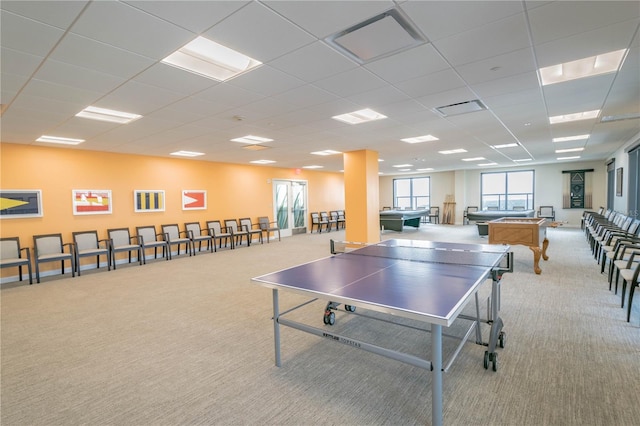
[584,208,640,324]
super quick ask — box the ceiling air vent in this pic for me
[435,100,487,117]
[324,8,426,64]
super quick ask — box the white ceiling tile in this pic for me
[1,10,65,56]
[98,80,187,115]
[123,1,248,34]
[227,66,306,97]
[402,0,525,42]
[533,20,640,67]
[70,0,193,58]
[527,1,640,45]
[33,59,124,94]
[1,0,88,29]
[202,1,316,63]
[364,44,450,83]
[394,68,466,99]
[133,63,219,96]
[313,67,388,97]
[262,0,395,39]
[49,33,155,78]
[269,41,358,83]
[432,13,531,66]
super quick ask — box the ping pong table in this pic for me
[252,239,512,426]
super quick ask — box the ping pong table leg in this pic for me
[273,289,282,367]
[431,324,443,426]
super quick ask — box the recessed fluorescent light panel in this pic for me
[553,134,590,142]
[324,8,426,64]
[555,148,584,153]
[231,135,273,144]
[401,134,439,144]
[393,164,413,168]
[438,149,467,155]
[478,162,498,166]
[250,160,276,164]
[514,158,532,162]
[302,165,323,169]
[491,143,519,149]
[311,150,342,156]
[462,157,485,162]
[332,108,387,124]
[170,150,205,157]
[162,36,261,82]
[36,135,85,145]
[539,49,627,85]
[557,156,580,160]
[601,112,640,122]
[76,106,142,124]
[549,110,600,124]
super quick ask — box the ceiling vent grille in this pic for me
[434,100,487,117]
[324,8,426,64]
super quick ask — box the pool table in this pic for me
[488,217,548,274]
[379,209,429,232]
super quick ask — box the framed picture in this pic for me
[616,167,623,196]
[72,189,112,215]
[0,189,43,219]
[182,190,207,210]
[134,190,165,212]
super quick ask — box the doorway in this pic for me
[272,179,308,237]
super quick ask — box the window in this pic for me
[481,171,534,210]
[393,177,430,209]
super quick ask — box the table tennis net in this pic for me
[331,240,507,268]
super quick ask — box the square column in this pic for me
[344,150,380,243]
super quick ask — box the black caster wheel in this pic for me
[498,331,506,348]
[345,304,356,312]
[323,311,335,325]
[492,353,498,372]
[483,351,489,369]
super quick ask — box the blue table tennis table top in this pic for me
[252,239,509,326]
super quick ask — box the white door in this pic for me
[272,179,308,237]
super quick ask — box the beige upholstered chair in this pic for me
[1,237,33,284]
[72,230,110,275]
[239,218,263,245]
[538,206,555,221]
[428,206,440,224]
[185,222,214,254]
[206,220,233,250]
[107,228,143,269]
[161,224,193,258]
[258,216,281,243]
[310,212,328,233]
[320,211,337,232]
[32,233,75,283]
[464,206,478,225]
[136,225,170,263]
[224,219,250,247]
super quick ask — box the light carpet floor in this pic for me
[1,224,639,425]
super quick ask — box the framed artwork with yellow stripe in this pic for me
[134,190,165,213]
[0,190,43,219]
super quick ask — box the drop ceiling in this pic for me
[1,0,639,175]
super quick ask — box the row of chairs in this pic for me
[310,211,345,233]
[584,208,640,324]
[0,217,281,284]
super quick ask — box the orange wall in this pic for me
[1,143,344,275]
